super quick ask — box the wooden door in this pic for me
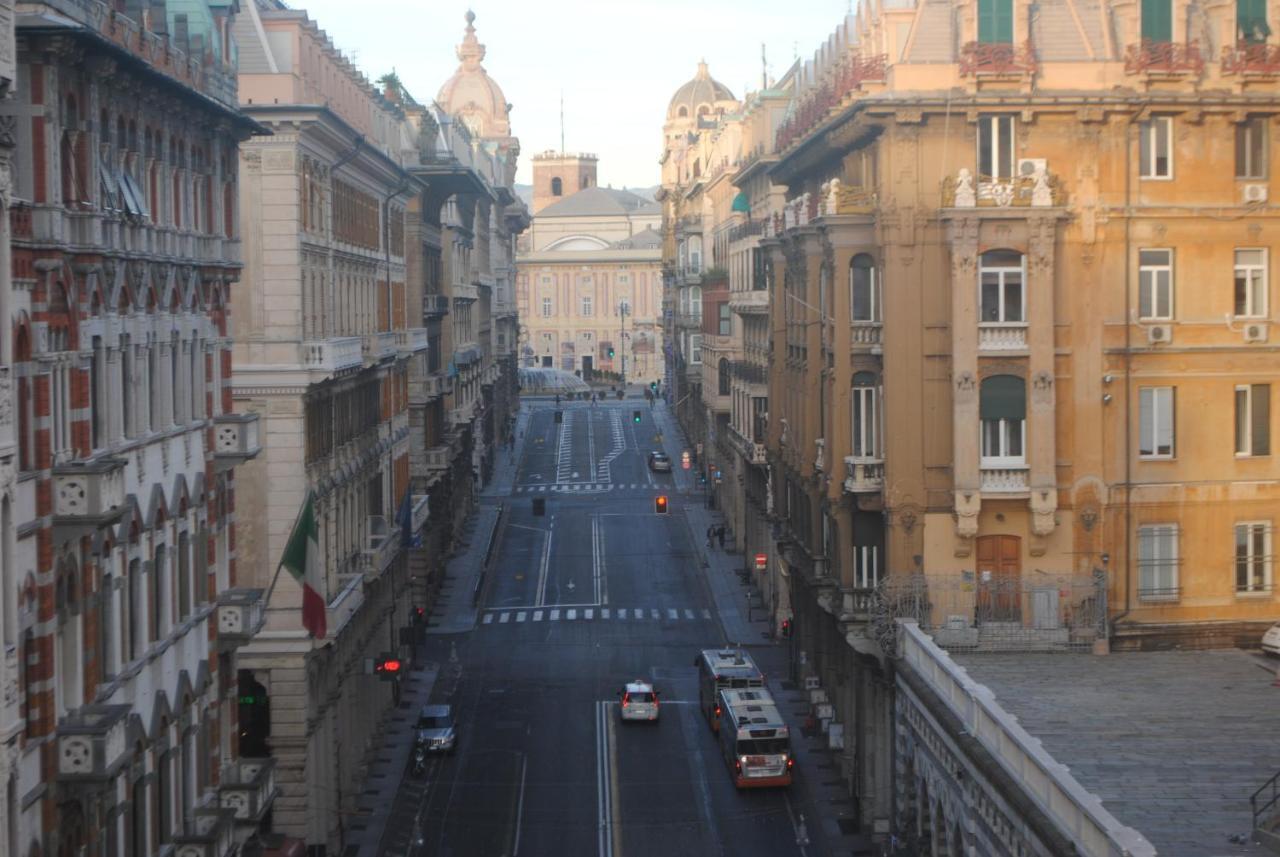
[976,535,1021,622]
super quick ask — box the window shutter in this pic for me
[978,0,1014,43]
[1141,0,1173,41]
[1253,384,1271,455]
[1238,0,1271,42]
[979,375,1025,420]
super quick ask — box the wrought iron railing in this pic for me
[775,53,887,152]
[1125,39,1205,75]
[1222,41,1280,74]
[959,40,1038,76]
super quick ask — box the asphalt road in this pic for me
[394,399,815,857]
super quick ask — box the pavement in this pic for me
[340,387,873,857]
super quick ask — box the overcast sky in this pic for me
[289,0,852,188]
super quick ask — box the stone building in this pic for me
[517,154,663,381]
[3,1,266,855]
[229,0,425,848]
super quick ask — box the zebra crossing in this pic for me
[514,482,665,494]
[481,606,713,625]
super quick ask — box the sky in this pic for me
[288,0,853,189]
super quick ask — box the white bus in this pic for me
[715,687,793,788]
[693,648,764,732]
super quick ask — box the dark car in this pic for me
[648,451,672,472]
[415,704,457,754]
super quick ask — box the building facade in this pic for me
[517,155,663,381]
[229,1,425,848]
[4,1,266,856]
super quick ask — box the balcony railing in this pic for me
[424,294,450,318]
[978,323,1028,351]
[301,337,362,373]
[775,53,887,152]
[365,331,399,361]
[56,704,131,781]
[851,322,882,347]
[216,588,265,648]
[820,181,878,217]
[1222,41,1280,74]
[980,466,1029,493]
[52,457,128,538]
[843,457,885,493]
[959,40,1038,77]
[1125,39,1205,75]
[326,573,365,637]
[424,445,452,471]
[213,412,261,472]
[398,327,430,354]
[219,757,278,826]
[944,169,1064,208]
[363,515,402,577]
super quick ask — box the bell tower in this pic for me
[531,151,599,214]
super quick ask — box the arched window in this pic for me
[979,375,1026,465]
[718,358,731,396]
[851,371,880,460]
[677,106,688,118]
[152,544,166,642]
[15,323,33,470]
[979,249,1025,323]
[551,177,563,197]
[850,254,879,322]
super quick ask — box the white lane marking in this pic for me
[585,608,594,620]
[516,611,527,623]
[550,609,561,621]
[602,608,610,619]
[533,610,544,622]
[535,526,553,608]
[499,612,511,624]
[513,753,528,856]
[667,608,678,620]
[684,609,695,620]
[483,614,495,625]
[702,609,712,620]
[567,608,578,620]
[595,701,615,857]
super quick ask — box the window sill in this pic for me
[1138,454,1176,461]
[1139,175,1174,182]
[1234,589,1274,599]
[1235,452,1272,459]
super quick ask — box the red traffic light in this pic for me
[376,658,403,675]
[655,495,669,514]
[754,553,767,570]
[780,619,792,638]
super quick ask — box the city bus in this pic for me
[715,687,793,788]
[694,648,764,732]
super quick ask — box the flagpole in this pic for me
[259,489,314,631]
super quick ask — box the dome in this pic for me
[667,61,736,121]
[436,11,511,139]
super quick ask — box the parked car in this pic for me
[1263,622,1280,656]
[619,680,661,722]
[415,704,457,754]
[648,451,672,472]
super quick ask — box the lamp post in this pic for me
[619,299,630,386]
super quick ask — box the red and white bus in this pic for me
[716,687,793,788]
[694,648,764,732]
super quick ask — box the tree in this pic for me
[377,70,404,102]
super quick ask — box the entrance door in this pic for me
[581,355,593,380]
[975,535,1021,622]
[542,356,553,368]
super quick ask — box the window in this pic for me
[852,372,880,459]
[100,573,114,681]
[853,542,880,589]
[151,545,166,642]
[1236,116,1268,179]
[1236,522,1273,593]
[581,296,593,317]
[1138,249,1173,319]
[1137,524,1179,600]
[1141,0,1173,41]
[690,334,702,365]
[1238,0,1270,42]
[850,254,879,322]
[541,297,552,318]
[551,177,562,197]
[718,358,731,396]
[1138,386,1176,458]
[1235,383,1271,456]
[979,249,1025,323]
[978,115,1015,179]
[979,375,1026,464]
[718,303,731,336]
[1140,117,1173,179]
[1234,249,1267,318]
[978,0,1013,43]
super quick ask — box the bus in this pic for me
[716,687,793,788]
[694,648,764,732]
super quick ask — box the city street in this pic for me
[381,397,823,857]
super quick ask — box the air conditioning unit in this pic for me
[1243,184,1269,204]
[1244,322,1269,343]
[1017,158,1048,178]
[1146,324,1171,344]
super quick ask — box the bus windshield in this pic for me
[737,738,788,756]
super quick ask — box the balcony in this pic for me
[213,413,262,473]
[978,323,1028,352]
[0,366,12,451]
[728,290,768,315]
[219,757,278,827]
[424,294,451,318]
[837,587,877,623]
[363,515,402,577]
[959,40,1038,77]
[216,588,265,650]
[819,181,878,217]
[851,322,882,349]
[843,457,885,493]
[53,457,127,539]
[410,374,447,403]
[980,466,1029,494]
[397,327,430,354]
[326,574,364,638]
[409,494,431,537]
[1124,39,1205,76]
[1223,41,1280,74]
[424,445,452,471]
[301,337,362,374]
[172,798,236,857]
[775,53,887,152]
[56,704,131,781]
[365,331,399,362]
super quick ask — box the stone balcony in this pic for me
[326,574,365,639]
[424,445,452,472]
[363,515,402,577]
[978,322,1028,352]
[851,322,882,351]
[172,794,237,857]
[423,294,451,318]
[213,413,261,473]
[56,704,132,781]
[398,327,430,355]
[52,457,128,540]
[219,757,278,830]
[365,331,399,362]
[410,374,447,404]
[843,456,885,493]
[215,588,265,650]
[728,289,768,315]
[301,337,362,374]
[0,365,12,453]
[980,466,1029,494]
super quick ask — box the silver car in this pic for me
[619,680,661,722]
[648,451,672,472]
[415,704,457,754]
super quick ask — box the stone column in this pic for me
[1027,215,1058,540]
[948,216,981,546]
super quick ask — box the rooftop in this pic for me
[952,649,1280,855]
[537,186,660,218]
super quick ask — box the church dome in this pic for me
[436,11,511,139]
[667,61,736,121]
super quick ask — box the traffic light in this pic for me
[780,618,793,639]
[633,410,642,423]
[650,381,658,392]
[608,346,616,358]
[375,656,403,679]
[654,495,669,515]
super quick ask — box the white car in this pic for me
[1263,622,1280,656]
[619,680,661,722]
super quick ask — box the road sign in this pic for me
[754,553,767,571]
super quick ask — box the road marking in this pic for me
[667,608,678,620]
[684,609,695,620]
[499,612,511,624]
[595,701,615,857]
[567,608,577,620]
[533,610,544,622]
[483,614,495,625]
[651,609,660,620]
[702,609,712,620]
[513,754,528,856]
[516,611,527,623]
[602,608,610,619]
[585,608,594,619]
[535,527,553,608]
[550,609,561,621]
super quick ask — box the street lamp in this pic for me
[619,299,631,386]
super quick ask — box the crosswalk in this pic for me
[481,606,713,625]
[514,483,663,493]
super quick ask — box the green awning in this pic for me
[731,192,751,213]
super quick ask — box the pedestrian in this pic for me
[706,526,714,549]
[717,526,726,549]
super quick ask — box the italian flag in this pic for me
[280,493,327,639]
